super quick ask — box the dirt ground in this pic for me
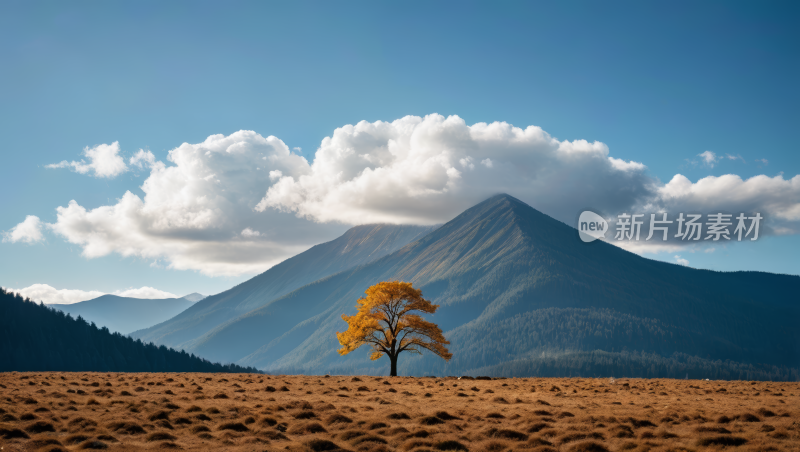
[0,373,797,451]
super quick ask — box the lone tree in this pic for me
[336,281,452,376]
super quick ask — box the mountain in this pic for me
[51,294,196,335]
[130,224,438,352]
[182,293,206,302]
[0,288,257,373]
[181,194,800,380]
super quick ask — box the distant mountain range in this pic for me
[0,288,255,373]
[131,224,436,353]
[131,194,799,380]
[51,293,204,335]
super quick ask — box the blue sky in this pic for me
[1,1,798,302]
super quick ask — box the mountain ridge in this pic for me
[184,194,798,379]
[130,223,438,350]
[50,294,196,335]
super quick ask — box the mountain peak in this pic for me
[485,192,523,203]
[411,193,573,253]
[181,293,206,303]
[476,193,555,220]
[129,193,799,379]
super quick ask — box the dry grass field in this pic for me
[0,373,797,452]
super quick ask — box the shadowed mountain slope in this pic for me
[130,224,437,350]
[0,288,257,373]
[51,295,197,335]
[188,194,798,380]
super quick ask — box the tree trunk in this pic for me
[390,354,398,377]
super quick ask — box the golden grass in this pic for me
[0,373,797,451]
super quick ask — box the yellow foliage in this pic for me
[336,281,452,371]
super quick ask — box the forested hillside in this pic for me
[183,194,798,380]
[0,288,258,373]
[395,307,799,381]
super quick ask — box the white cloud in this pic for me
[459,157,475,170]
[656,173,800,223]
[755,158,769,166]
[609,156,646,172]
[611,240,690,255]
[241,228,261,237]
[255,114,800,254]
[4,284,104,304]
[114,286,177,299]
[2,283,177,305]
[47,142,128,178]
[697,150,720,168]
[725,153,745,163]
[258,114,652,226]
[2,215,44,244]
[129,149,165,171]
[45,130,344,276]
[674,255,690,266]
[22,114,800,274]
[603,173,800,255]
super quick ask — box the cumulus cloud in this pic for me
[114,286,177,299]
[605,173,800,253]
[47,142,128,178]
[255,114,799,254]
[674,255,690,267]
[45,131,345,276]
[258,114,653,225]
[2,215,44,244]
[269,170,283,181]
[697,150,720,168]
[20,114,800,273]
[4,284,104,304]
[656,173,800,223]
[2,284,177,305]
[129,149,165,171]
[241,228,261,237]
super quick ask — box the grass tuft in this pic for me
[419,416,445,425]
[696,436,748,446]
[217,422,249,432]
[146,431,177,441]
[434,440,469,451]
[306,439,342,451]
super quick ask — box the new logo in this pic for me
[578,211,608,243]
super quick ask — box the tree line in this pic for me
[0,288,259,373]
[269,306,798,381]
